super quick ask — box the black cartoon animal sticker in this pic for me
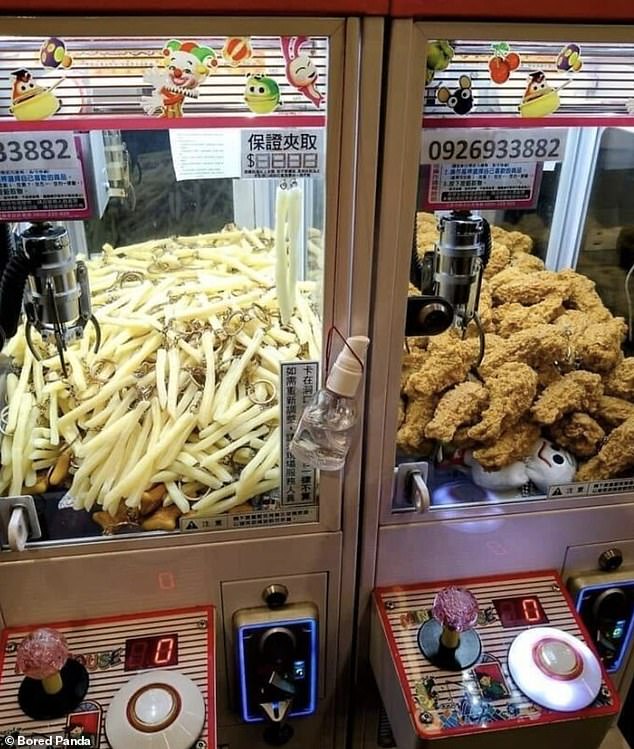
[437,75,473,115]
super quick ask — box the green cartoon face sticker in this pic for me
[244,74,280,114]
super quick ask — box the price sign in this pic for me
[241,129,324,179]
[421,128,568,165]
[0,132,90,220]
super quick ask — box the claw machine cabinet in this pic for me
[0,8,384,749]
[356,13,634,749]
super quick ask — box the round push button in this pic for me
[106,670,205,749]
[127,683,181,731]
[508,627,602,711]
[533,637,583,680]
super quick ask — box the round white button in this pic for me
[134,687,175,726]
[533,636,582,680]
[107,670,205,749]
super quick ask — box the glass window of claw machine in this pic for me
[0,17,368,549]
[370,23,634,522]
[360,19,634,749]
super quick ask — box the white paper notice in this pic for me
[169,128,241,181]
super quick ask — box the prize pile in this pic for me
[399,213,634,482]
[0,226,321,532]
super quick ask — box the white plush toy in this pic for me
[465,438,576,493]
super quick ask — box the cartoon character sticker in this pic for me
[222,37,253,67]
[40,37,73,69]
[244,74,280,114]
[488,42,520,84]
[280,36,323,108]
[436,75,473,115]
[557,43,583,72]
[400,609,430,628]
[474,661,510,702]
[141,39,218,118]
[9,68,62,120]
[414,676,440,711]
[65,701,102,748]
[518,70,564,118]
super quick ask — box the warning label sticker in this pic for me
[548,478,634,498]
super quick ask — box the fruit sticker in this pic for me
[556,43,583,73]
[426,40,454,85]
[488,42,520,84]
[40,37,73,69]
[518,70,562,118]
[436,75,473,115]
[244,73,280,114]
[222,37,253,67]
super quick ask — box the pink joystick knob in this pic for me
[418,586,482,670]
[17,627,89,721]
[17,629,68,694]
[432,587,479,650]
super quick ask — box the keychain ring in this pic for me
[118,270,145,287]
[89,359,115,383]
[223,311,246,337]
[0,405,10,435]
[177,481,212,504]
[147,260,172,274]
[229,445,257,469]
[251,303,271,325]
[188,367,206,387]
[248,379,277,405]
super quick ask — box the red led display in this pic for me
[124,634,179,671]
[492,596,549,628]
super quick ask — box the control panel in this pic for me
[371,572,619,749]
[0,607,215,749]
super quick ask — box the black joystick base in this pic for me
[18,659,89,721]
[418,620,481,671]
[263,722,294,746]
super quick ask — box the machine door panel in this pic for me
[375,23,634,521]
[0,17,363,548]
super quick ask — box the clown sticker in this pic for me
[141,39,218,118]
[280,36,323,108]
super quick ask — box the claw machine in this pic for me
[0,5,385,749]
[357,7,634,749]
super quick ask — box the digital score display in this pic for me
[492,596,549,628]
[124,633,179,671]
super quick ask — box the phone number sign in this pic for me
[421,128,568,165]
[241,129,324,179]
[0,132,90,221]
